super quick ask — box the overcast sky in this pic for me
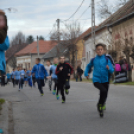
[1,0,118,40]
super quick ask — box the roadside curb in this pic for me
[0,101,8,134]
[0,101,14,134]
[71,81,134,87]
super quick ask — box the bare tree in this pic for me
[6,31,28,68]
[11,31,26,46]
[49,21,82,71]
[97,0,128,19]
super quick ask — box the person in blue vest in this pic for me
[11,69,15,87]
[84,43,114,118]
[0,10,9,80]
[26,68,32,87]
[32,58,50,96]
[50,58,59,99]
[19,67,25,90]
[6,71,11,83]
[14,67,20,91]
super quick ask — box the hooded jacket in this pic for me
[84,54,114,83]
[0,36,9,74]
[32,63,48,79]
[56,62,74,82]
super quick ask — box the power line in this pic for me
[44,22,57,39]
[64,0,85,21]
[76,5,91,21]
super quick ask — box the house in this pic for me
[74,27,92,70]
[107,0,134,63]
[83,0,134,65]
[15,40,57,69]
[42,42,69,65]
[5,43,28,73]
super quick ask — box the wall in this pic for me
[84,28,112,78]
[76,39,84,60]
[31,54,45,67]
[112,17,134,63]
[17,56,31,69]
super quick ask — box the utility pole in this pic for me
[91,0,96,56]
[37,36,40,58]
[56,19,60,43]
[56,19,60,57]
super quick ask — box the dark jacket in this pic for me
[56,62,74,82]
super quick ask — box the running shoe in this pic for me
[41,94,44,96]
[65,89,69,95]
[56,95,60,100]
[52,90,56,95]
[102,104,106,110]
[62,100,65,103]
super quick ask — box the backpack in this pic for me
[121,64,127,71]
[88,56,109,74]
[115,64,121,72]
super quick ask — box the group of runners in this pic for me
[10,43,115,118]
[11,56,74,103]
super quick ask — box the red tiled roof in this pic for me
[15,40,57,56]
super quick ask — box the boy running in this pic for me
[19,67,25,90]
[50,58,59,99]
[45,60,52,90]
[84,43,114,117]
[24,69,28,87]
[27,68,32,87]
[56,56,74,103]
[32,58,49,96]
[14,67,20,91]
[11,69,15,87]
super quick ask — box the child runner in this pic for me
[84,43,114,117]
[14,67,20,91]
[50,58,59,99]
[45,60,52,91]
[56,56,74,103]
[24,69,28,87]
[11,69,15,87]
[32,58,49,96]
[0,10,9,83]
[27,68,32,88]
[19,67,25,90]
[6,71,11,83]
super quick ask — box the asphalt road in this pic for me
[1,81,134,134]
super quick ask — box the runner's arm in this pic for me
[84,61,93,77]
[108,59,114,74]
[31,66,36,75]
[55,65,60,75]
[0,36,9,51]
[67,63,74,74]
[43,66,48,77]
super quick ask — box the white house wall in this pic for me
[84,29,112,78]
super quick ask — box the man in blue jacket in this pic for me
[0,10,9,80]
[32,58,49,96]
[84,43,114,117]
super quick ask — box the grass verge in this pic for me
[71,79,134,86]
[0,99,5,110]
